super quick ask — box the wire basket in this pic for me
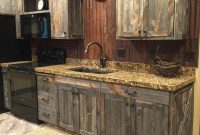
[153,56,181,77]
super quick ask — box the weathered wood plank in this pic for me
[169,86,194,135]
[101,83,169,105]
[79,89,97,135]
[50,0,83,39]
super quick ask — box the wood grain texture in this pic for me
[58,85,80,132]
[54,76,193,135]
[169,86,194,135]
[49,0,83,39]
[31,0,199,67]
[2,68,11,110]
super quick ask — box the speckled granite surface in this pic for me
[35,64,195,92]
[0,61,32,68]
[0,59,195,91]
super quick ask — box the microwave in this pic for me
[20,13,51,38]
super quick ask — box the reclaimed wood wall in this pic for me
[32,0,200,67]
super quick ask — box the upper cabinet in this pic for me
[116,0,189,40]
[19,0,83,39]
[50,0,83,39]
[0,0,12,14]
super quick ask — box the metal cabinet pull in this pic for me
[43,113,50,118]
[38,96,49,102]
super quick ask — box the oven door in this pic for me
[9,69,37,108]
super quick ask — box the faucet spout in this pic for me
[85,41,106,68]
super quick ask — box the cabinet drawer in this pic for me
[101,83,169,105]
[55,76,101,90]
[126,87,169,105]
[37,81,57,94]
[38,105,58,125]
[38,91,58,107]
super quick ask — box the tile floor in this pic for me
[0,113,74,135]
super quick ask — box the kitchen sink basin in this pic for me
[69,67,114,74]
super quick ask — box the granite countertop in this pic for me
[0,61,32,67]
[35,64,195,92]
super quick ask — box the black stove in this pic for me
[9,48,65,124]
[9,48,66,73]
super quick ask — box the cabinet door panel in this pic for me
[117,0,143,38]
[145,0,174,37]
[59,86,79,132]
[69,0,83,38]
[79,89,98,135]
[0,0,11,14]
[135,100,168,135]
[102,94,131,135]
[50,0,68,38]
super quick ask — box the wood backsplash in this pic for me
[32,0,200,67]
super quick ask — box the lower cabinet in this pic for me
[58,85,80,132]
[37,75,193,135]
[37,74,59,126]
[58,83,100,135]
[101,94,168,135]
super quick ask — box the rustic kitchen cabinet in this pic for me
[57,77,100,135]
[36,75,194,135]
[49,0,83,39]
[58,84,80,133]
[0,0,12,14]
[101,94,168,135]
[37,74,59,126]
[2,68,11,110]
[116,0,189,40]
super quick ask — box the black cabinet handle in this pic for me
[126,103,129,106]
[124,91,137,96]
[133,91,137,95]
[138,30,141,33]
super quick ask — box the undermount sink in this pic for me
[69,67,114,74]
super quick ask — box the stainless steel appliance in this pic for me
[20,13,51,39]
[9,48,65,123]
[0,15,31,113]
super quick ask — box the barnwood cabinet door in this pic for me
[145,0,174,38]
[101,94,133,135]
[0,0,12,14]
[116,0,143,38]
[169,86,194,135]
[135,100,168,135]
[58,85,80,133]
[50,0,83,39]
[116,0,189,39]
[79,89,99,135]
